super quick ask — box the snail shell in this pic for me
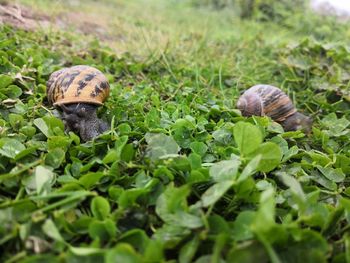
[46,65,110,106]
[237,84,297,122]
[46,65,111,141]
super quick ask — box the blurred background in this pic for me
[1,0,349,95]
[2,0,349,59]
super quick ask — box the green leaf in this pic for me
[22,165,54,195]
[5,85,22,98]
[278,229,328,263]
[20,125,37,138]
[34,118,49,137]
[209,158,241,182]
[48,136,71,151]
[232,211,255,241]
[156,185,202,229]
[188,153,202,169]
[105,243,141,263]
[121,143,135,162]
[153,224,190,249]
[321,113,350,137]
[144,239,164,262]
[179,235,200,263]
[252,188,275,234]
[0,74,13,89]
[317,166,345,183]
[8,113,24,129]
[103,149,119,164]
[88,218,117,241]
[145,133,180,161]
[14,146,37,161]
[79,172,104,189]
[277,172,306,203]
[249,142,282,172]
[91,196,111,220]
[345,233,350,263]
[42,219,65,243]
[118,123,132,135]
[200,180,233,207]
[227,242,268,263]
[118,229,150,253]
[238,155,261,183]
[0,138,26,159]
[189,141,208,157]
[69,246,103,256]
[234,122,263,156]
[118,188,148,209]
[45,148,65,169]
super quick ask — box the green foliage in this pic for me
[1,1,350,262]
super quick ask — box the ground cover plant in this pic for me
[1,0,350,262]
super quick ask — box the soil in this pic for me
[0,2,114,41]
[0,2,51,30]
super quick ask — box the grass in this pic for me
[1,0,350,262]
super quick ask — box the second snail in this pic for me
[237,84,312,132]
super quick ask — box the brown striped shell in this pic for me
[237,85,296,122]
[47,65,110,106]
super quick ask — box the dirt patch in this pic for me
[0,2,117,42]
[56,11,115,41]
[0,2,51,30]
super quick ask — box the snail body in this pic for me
[237,85,312,132]
[47,65,110,141]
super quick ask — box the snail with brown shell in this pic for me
[237,84,312,132]
[46,65,110,141]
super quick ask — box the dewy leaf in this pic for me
[189,141,208,157]
[320,113,350,137]
[145,133,180,161]
[233,122,262,156]
[250,142,282,173]
[42,219,65,243]
[35,165,54,195]
[0,138,26,159]
[34,118,50,137]
[232,211,256,241]
[156,184,202,229]
[45,148,66,169]
[317,166,345,183]
[179,235,200,263]
[212,127,233,145]
[252,188,276,234]
[238,155,261,183]
[23,165,54,195]
[277,172,306,201]
[209,158,241,182]
[200,180,233,207]
[153,224,191,250]
[91,196,111,220]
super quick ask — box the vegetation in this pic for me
[1,0,350,262]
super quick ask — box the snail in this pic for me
[237,84,312,132]
[46,65,110,141]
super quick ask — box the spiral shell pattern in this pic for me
[237,85,296,122]
[47,65,110,106]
